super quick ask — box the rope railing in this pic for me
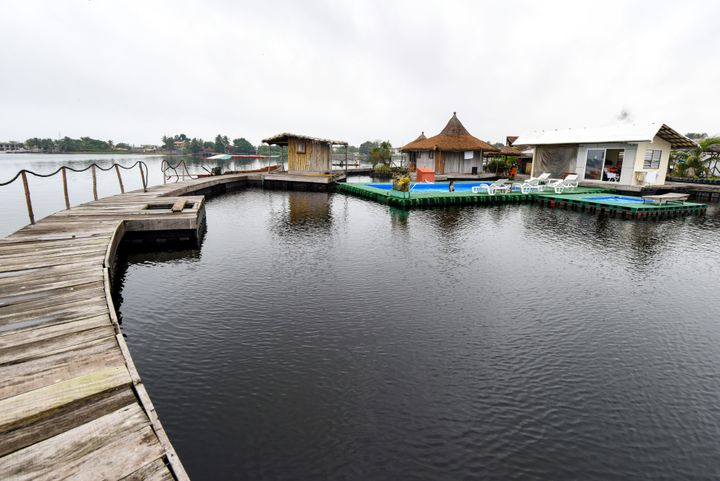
[0,161,149,225]
[161,159,211,183]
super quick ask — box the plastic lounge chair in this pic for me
[471,179,511,196]
[547,174,579,194]
[513,172,551,194]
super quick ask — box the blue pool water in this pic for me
[584,195,655,204]
[368,182,501,192]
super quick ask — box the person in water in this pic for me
[449,181,455,192]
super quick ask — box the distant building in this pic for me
[400,112,498,175]
[262,133,347,174]
[0,141,26,152]
[513,123,696,186]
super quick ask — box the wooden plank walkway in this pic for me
[0,174,254,480]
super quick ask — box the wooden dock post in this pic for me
[115,164,125,194]
[91,164,98,200]
[139,163,147,192]
[61,167,70,210]
[20,171,35,225]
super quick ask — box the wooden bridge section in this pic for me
[0,174,254,480]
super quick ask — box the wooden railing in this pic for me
[0,161,149,225]
[161,159,212,183]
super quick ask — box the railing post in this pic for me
[91,164,98,200]
[115,164,125,193]
[61,167,70,210]
[139,163,147,192]
[20,171,35,225]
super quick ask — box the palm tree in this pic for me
[671,136,720,177]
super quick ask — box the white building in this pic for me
[0,141,26,153]
[513,123,696,186]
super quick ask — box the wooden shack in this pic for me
[262,133,347,174]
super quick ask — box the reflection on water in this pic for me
[118,190,720,481]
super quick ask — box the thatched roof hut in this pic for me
[401,131,427,151]
[400,113,498,175]
[401,113,498,153]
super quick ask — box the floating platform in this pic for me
[337,182,606,208]
[262,172,345,191]
[337,182,707,220]
[535,192,707,220]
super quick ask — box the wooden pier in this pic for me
[0,174,257,480]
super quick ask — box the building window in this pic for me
[643,149,661,169]
[297,142,306,154]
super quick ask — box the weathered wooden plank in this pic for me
[171,198,187,212]
[120,458,174,481]
[0,236,109,255]
[0,336,124,401]
[0,245,107,262]
[0,403,161,481]
[0,269,103,297]
[0,279,104,309]
[0,365,131,433]
[0,297,108,333]
[0,232,111,246]
[0,314,109,350]
[0,386,136,457]
[0,324,116,365]
[0,284,106,319]
[0,252,105,272]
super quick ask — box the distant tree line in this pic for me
[25,136,119,152]
[161,133,273,156]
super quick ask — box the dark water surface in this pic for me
[117,189,720,481]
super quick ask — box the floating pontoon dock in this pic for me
[337,182,707,219]
[535,192,707,219]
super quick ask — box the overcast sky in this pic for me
[1,0,718,147]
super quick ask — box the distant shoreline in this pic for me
[1,151,178,155]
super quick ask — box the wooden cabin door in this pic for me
[435,151,444,174]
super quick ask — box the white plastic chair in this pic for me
[514,172,551,194]
[548,174,579,193]
[471,179,512,196]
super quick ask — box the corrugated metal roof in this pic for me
[513,122,696,149]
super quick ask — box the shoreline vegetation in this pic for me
[6,135,400,163]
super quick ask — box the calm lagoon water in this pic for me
[117,188,720,481]
[0,153,280,237]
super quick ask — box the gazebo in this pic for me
[400,112,498,175]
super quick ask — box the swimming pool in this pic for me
[367,182,510,193]
[583,195,655,204]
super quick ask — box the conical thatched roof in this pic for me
[400,113,498,152]
[400,131,427,150]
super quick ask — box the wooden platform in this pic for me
[262,172,345,191]
[0,174,255,480]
